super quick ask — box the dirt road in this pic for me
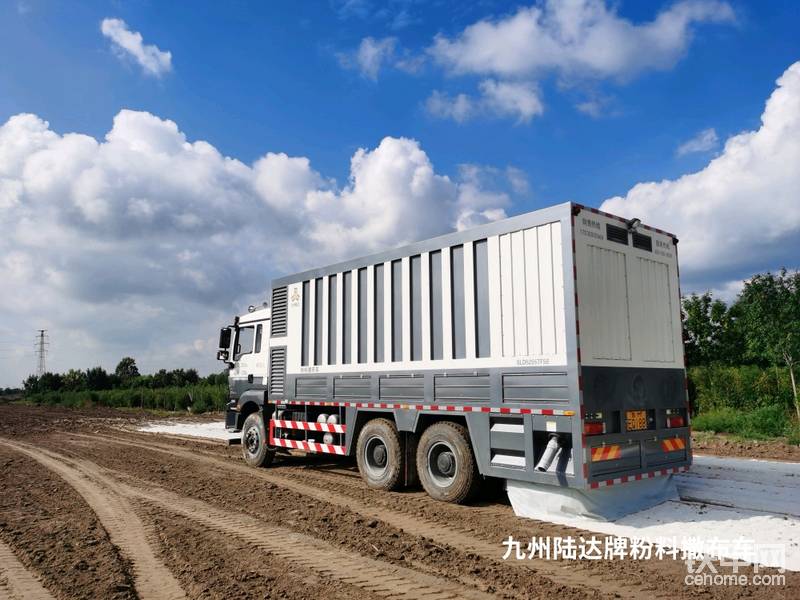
[0,404,796,599]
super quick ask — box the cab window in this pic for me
[254,324,263,353]
[235,326,255,360]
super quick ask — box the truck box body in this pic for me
[262,201,690,490]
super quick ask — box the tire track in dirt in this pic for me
[16,438,495,600]
[0,438,186,600]
[0,539,55,600]
[81,432,657,600]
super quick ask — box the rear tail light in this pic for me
[584,421,605,435]
[666,415,685,428]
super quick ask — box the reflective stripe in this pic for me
[271,419,346,434]
[661,437,685,452]
[266,398,575,416]
[591,445,621,462]
[271,437,346,455]
[589,465,688,488]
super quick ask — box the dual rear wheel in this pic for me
[356,418,479,504]
[241,411,480,504]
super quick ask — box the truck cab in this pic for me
[217,304,270,431]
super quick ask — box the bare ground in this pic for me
[0,404,796,599]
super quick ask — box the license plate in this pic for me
[626,410,648,431]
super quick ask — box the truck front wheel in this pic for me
[356,418,404,491]
[417,421,479,503]
[242,412,275,468]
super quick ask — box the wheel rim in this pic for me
[427,441,457,488]
[363,435,389,479]
[244,425,261,456]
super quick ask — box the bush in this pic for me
[25,384,227,414]
[688,365,795,414]
[692,405,792,440]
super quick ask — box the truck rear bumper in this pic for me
[586,427,691,486]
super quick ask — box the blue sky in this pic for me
[0,0,798,383]
[2,1,796,201]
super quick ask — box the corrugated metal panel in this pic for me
[585,246,631,360]
[634,257,675,363]
[498,222,564,358]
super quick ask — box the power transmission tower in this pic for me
[35,329,48,376]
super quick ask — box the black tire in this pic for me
[356,418,404,491]
[241,412,275,468]
[416,421,479,503]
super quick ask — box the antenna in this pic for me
[35,329,48,376]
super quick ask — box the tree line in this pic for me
[682,269,799,422]
[23,356,227,395]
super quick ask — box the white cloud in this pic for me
[423,0,733,122]
[101,18,172,77]
[0,110,508,385]
[425,91,475,123]
[355,36,397,80]
[709,279,745,303]
[430,0,734,81]
[479,79,544,123]
[601,61,800,290]
[676,127,719,155]
[339,36,425,80]
[426,80,544,123]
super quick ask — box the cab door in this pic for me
[232,322,267,382]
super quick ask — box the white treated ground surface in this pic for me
[511,454,800,571]
[137,421,239,441]
[138,422,799,570]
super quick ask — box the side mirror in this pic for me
[218,327,232,349]
[216,350,229,361]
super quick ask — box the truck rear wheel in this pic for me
[242,412,275,468]
[356,418,403,491]
[417,421,479,503]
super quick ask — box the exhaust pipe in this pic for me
[535,434,562,472]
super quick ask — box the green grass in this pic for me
[692,405,795,441]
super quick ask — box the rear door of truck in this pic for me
[573,208,690,485]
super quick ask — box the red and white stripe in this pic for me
[271,437,346,455]
[271,419,346,433]
[589,465,688,489]
[266,399,575,417]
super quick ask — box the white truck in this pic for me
[218,201,691,504]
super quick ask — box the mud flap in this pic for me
[506,475,678,522]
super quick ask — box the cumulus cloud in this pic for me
[101,18,172,77]
[676,127,719,156]
[0,110,508,384]
[427,80,544,123]
[422,0,734,121]
[601,61,800,290]
[430,0,734,81]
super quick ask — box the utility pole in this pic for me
[35,329,48,376]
